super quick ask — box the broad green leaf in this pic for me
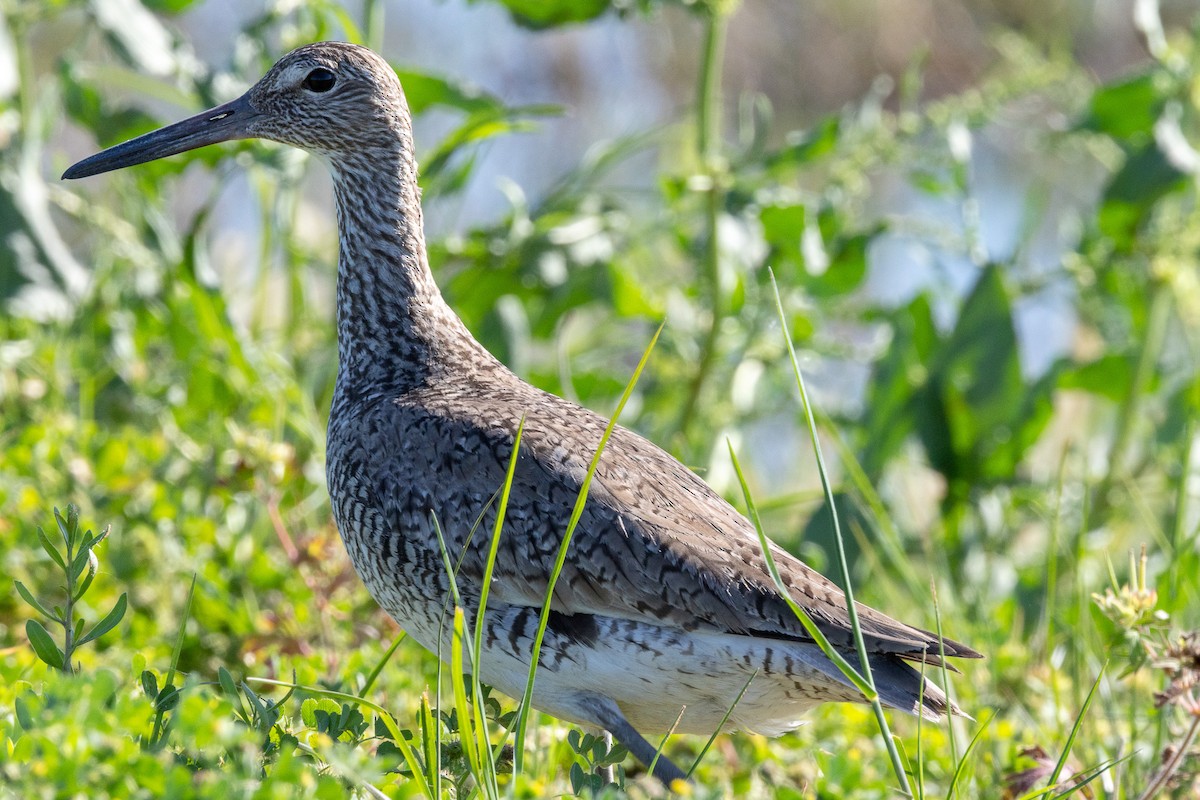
[141,0,200,12]
[91,0,179,77]
[25,619,64,670]
[760,203,805,269]
[1079,72,1164,141]
[395,69,499,116]
[915,264,1026,485]
[478,0,610,29]
[800,491,870,572]
[301,697,341,728]
[1058,354,1138,403]
[141,670,159,699]
[155,686,181,713]
[1098,143,1187,251]
[807,232,871,298]
[13,696,33,730]
[860,294,937,477]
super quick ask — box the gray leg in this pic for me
[575,694,688,786]
[600,730,616,784]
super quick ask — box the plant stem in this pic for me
[364,0,385,52]
[1168,413,1195,601]
[678,6,729,439]
[60,519,78,674]
[1135,712,1200,800]
[1092,280,1171,524]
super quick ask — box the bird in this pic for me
[63,41,981,784]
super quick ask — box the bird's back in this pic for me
[326,355,978,731]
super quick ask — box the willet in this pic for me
[64,42,981,784]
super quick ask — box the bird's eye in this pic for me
[302,68,337,93]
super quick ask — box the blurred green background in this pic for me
[2,0,1200,797]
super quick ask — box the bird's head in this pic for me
[63,42,410,179]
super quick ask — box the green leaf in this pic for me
[25,619,64,670]
[72,566,96,602]
[765,115,841,170]
[1047,662,1108,790]
[218,667,249,724]
[395,69,499,116]
[141,670,159,699]
[1079,72,1164,141]
[14,695,33,730]
[915,264,1026,486]
[760,203,805,268]
[69,544,94,582]
[860,294,937,477]
[478,0,610,29]
[1098,143,1187,251]
[55,506,78,548]
[301,697,341,728]
[13,580,55,621]
[1058,354,1138,402]
[808,232,871,298]
[92,524,111,548]
[76,592,127,647]
[242,683,270,724]
[141,0,200,12]
[34,527,66,571]
[155,685,181,713]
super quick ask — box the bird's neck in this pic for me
[329,148,482,392]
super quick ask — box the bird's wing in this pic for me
[378,380,979,663]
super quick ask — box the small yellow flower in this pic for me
[669,778,693,796]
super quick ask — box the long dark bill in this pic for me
[62,94,260,180]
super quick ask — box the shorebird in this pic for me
[64,42,981,784]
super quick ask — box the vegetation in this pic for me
[2,0,1199,796]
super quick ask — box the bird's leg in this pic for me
[599,730,615,785]
[574,694,687,786]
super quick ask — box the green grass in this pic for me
[4,0,1200,797]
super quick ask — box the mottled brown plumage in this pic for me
[64,42,981,783]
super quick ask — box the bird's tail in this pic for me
[811,649,971,721]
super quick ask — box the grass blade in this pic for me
[1051,751,1136,800]
[768,270,911,795]
[1047,660,1107,791]
[512,321,664,774]
[931,581,960,767]
[361,632,406,696]
[946,709,993,800]
[450,607,484,784]
[430,512,500,799]
[726,441,872,698]
[648,705,686,783]
[473,417,525,688]
[165,575,196,689]
[686,669,757,779]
